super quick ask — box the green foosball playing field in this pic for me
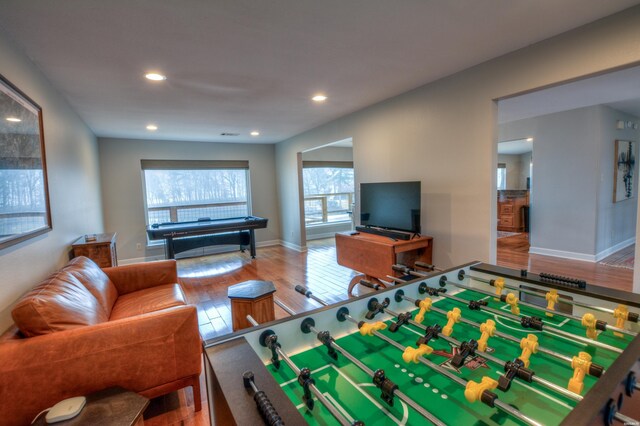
[266,286,633,425]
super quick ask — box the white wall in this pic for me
[98,138,281,262]
[596,106,640,254]
[0,30,102,330]
[498,154,524,190]
[275,7,640,274]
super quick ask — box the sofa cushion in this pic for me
[109,284,186,321]
[63,256,119,318]
[12,270,107,337]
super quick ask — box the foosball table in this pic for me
[204,262,640,425]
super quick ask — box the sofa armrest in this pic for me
[0,304,201,426]
[103,259,178,295]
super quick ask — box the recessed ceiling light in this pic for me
[5,117,21,122]
[312,94,327,102]
[526,137,533,142]
[250,131,260,136]
[145,73,166,81]
[146,124,158,131]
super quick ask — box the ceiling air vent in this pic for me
[220,132,240,136]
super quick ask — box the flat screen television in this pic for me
[360,181,421,233]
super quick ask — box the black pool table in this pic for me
[146,216,268,259]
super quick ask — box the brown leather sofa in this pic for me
[0,257,202,425]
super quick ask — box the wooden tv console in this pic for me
[335,231,433,295]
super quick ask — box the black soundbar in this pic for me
[355,226,413,240]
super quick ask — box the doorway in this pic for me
[495,65,640,274]
[300,138,355,245]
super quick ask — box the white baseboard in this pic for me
[306,231,339,240]
[530,237,636,263]
[280,240,307,252]
[528,246,596,262]
[257,239,281,248]
[595,237,636,262]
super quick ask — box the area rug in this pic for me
[598,244,635,270]
[497,231,522,239]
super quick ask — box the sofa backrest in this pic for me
[11,269,108,337]
[63,256,119,317]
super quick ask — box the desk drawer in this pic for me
[500,215,514,226]
[500,204,514,214]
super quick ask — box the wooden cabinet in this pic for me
[497,193,528,232]
[335,232,433,295]
[72,233,117,268]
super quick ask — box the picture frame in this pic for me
[613,139,636,203]
[0,73,52,250]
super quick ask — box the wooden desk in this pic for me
[335,232,433,295]
[71,233,117,268]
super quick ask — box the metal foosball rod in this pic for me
[399,270,624,353]
[246,315,358,426]
[301,319,446,426]
[390,279,604,374]
[456,270,624,316]
[379,297,582,402]
[284,292,445,425]
[295,286,543,426]
[456,270,637,338]
[433,277,631,348]
[437,280,622,353]
[401,267,636,339]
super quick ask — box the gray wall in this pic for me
[98,138,280,262]
[596,106,640,254]
[498,154,527,190]
[0,30,102,329]
[275,7,640,274]
[500,105,638,259]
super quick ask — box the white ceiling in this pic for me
[1,0,639,143]
[498,138,532,155]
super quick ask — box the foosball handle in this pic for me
[359,279,380,290]
[243,371,285,426]
[295,284,312,298]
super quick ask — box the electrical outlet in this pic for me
[136,243,142,250]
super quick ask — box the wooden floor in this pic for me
[144,235,635,424]
[496,233,633,291]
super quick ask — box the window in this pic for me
[141,160,250,229]
[497,163,506,190]
[302,161,354,225]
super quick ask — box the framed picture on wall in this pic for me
[0,74,52,250]
[613,139,636,203]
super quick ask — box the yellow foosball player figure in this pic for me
[493,278,505,301]
[465,376,499,403]
[545,290,559,317]
[359,321,387,336]
[613,304,629,338]
[503,292,520,315]
[518,334,538,368]
[443,307,461,336]
[477,319,496,352]
[568,352,592,394]
[581,313,599,340]
[402,344,433,363]
[414,298,433,324]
